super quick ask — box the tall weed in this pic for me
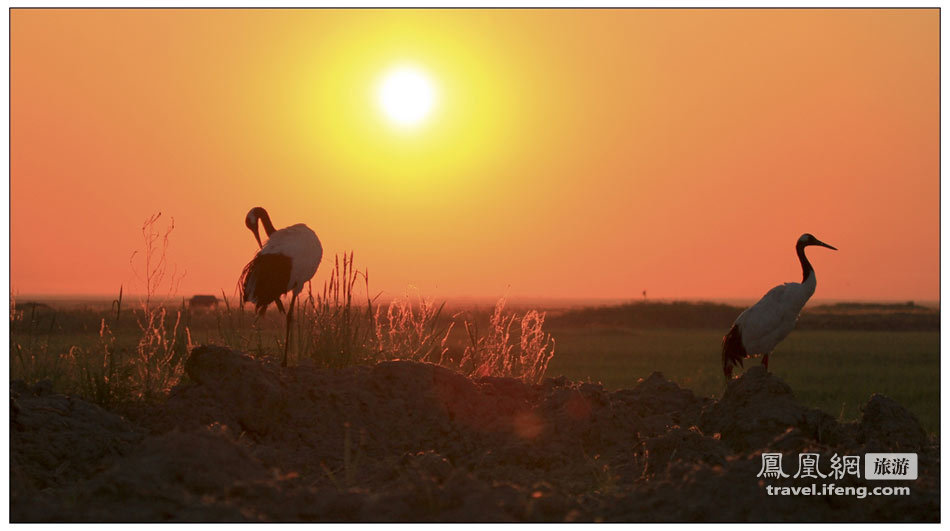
[458,298,556,384]
[129,212,190,400]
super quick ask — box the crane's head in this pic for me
[798,233,837,251]
[245,207,267,248]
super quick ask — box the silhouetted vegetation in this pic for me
[11,213,191,406]
[11,243,559,411]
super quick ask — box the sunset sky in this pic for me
[11,9,939,302]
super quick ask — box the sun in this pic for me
[377,65,437,128]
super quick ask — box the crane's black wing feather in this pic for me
[721,324,748,379]
[240,253,292,315]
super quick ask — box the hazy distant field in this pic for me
[547,327,940,433]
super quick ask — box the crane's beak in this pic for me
[245,214,263,248]
[816,239,837,251]
[247,221,263,248]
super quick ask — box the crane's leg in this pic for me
[282,291,298,368]
[275,298,286,314]
[762,353,770,370]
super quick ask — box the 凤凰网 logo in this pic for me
[757,452,917,480]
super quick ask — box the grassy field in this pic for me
[548,326,940,434]
[11,293,940,435]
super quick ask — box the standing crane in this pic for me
[722,233,837,379]
[240,207,323,367]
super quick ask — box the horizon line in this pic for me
[11,292,940,307]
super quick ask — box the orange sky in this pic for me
[11,9,939,302]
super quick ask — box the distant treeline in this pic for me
[548,301,939,332]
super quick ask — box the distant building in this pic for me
[188,295,219,309]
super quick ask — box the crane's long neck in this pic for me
[796,241,814,284]
[259,210,277,236]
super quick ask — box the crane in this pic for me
[240,207,323,367]
[722,233,837,379]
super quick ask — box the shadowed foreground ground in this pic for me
[11,346,939,522]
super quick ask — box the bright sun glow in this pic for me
[377,66,436,127]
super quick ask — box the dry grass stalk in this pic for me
[130,213,190,400]
[373,290,453,363]
[459,297,556,384]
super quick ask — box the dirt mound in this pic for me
[11,380,145,521]
[858,394,929,452]
[699,366,843,452]
[642,425,729,476]
[10,346,940,522]
[10,381,143,500]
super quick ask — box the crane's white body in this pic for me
[256,223,323,297]
[734,272,815,356]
